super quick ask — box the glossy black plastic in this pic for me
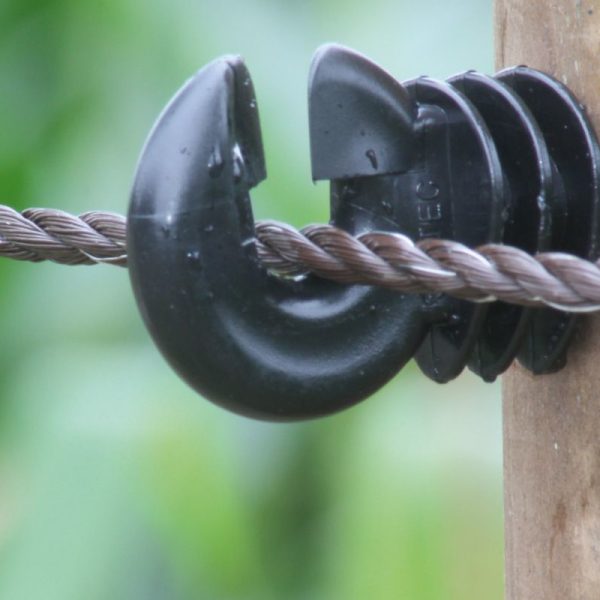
[448,71,555,381]
[310,46,506,384]
[128,45,600,421]
[311,50,600,383]
[309,44,416,180]
[497,67,600,374]
[406,77,505,382]
[128,53,428,421]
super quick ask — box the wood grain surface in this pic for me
[497,1,600,597]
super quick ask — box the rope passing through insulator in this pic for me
[1,206,599,313]
[7,44,600,418]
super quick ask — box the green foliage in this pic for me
[0,1,501,598]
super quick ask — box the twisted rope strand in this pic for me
[0,206,127,266]
[0,206,599,312]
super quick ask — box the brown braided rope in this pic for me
[0,205,599,312]
[0,207,127,266]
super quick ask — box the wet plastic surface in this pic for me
[497,67,600,374]
[128,53,428,421]
[128,45,600,420]
[405,77,504,383]
[448,71,554,381]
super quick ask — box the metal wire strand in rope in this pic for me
[0,205,599,312]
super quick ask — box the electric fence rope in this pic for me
[0,205,599,312]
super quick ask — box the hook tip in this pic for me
[308,43,417,181]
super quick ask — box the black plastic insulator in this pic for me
[310,45,600,384]
[127,54,428,422]
[127,44,600,422]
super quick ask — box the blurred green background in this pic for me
[0,1,502,599]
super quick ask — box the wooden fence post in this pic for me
[496,2,600,597]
